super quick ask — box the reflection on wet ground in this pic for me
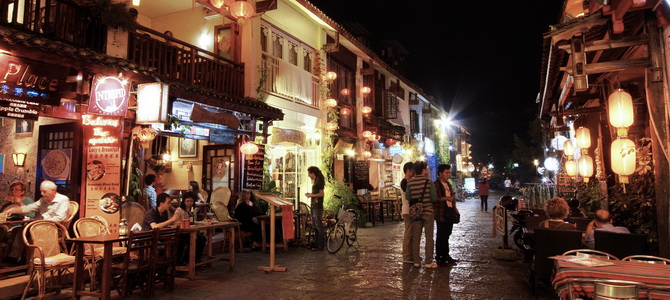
[134,191,557,300]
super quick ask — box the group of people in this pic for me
[401,161,458,268]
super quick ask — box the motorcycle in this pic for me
[499,196,534,254]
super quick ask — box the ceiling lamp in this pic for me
[340,107,351,116]
[240,141,259,155]
[608,88,634,137]
[325,71,337,82]
[611,138,636,183]
[360,86,371,95]
[565,160,577,177]
[229,0,255,23]
[578,155,594,182]
[324,98,337,108]
[575,127,591,151]
[340,88,350,96]
[361,106,372,114]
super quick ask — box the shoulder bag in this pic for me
[409,180,429,221]
[444,183,460,224]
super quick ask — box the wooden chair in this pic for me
[152,228,179,295]
[112,229,155,299]
[594,231,647,260]
[62,201,79,231]
[21,220,76,300]
[121,202,147,231]
[531,228,583,297]
[622,255,670,264]
[563,249,619,260]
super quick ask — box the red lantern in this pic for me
[340,88,350,96]
[340,107,351,116]
[361,86,371,95]
[385,139,396,146]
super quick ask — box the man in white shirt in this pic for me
[2,180,70,222]
[504,177,512,195]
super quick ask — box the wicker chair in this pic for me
[62,201,79,231]
[562,249,619,260]
[622,255,670,264]
[21,220,76,300]
[73,218,126,290]
[121,202,147,231]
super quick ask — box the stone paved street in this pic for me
[131,190,557,300]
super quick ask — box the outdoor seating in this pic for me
[112,229,155,299]
[562,249,619,260]
[121,202,147,230]
[21,220,76,300]
[531,228,583,297]
[622,255,670,264]
[73,217,125,291]
[62,201,79,231]
[594,231,647,260]
[152,228,179,294]
[565,217,591,231]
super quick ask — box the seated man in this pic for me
[2,180,70,222]
[583,209,630,249]
[142,193,179,231]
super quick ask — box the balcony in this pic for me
[261,54,319,107]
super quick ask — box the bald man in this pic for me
[1,180,70,222]
[583,209,630,249]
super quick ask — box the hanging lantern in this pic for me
[578,154,594,182]
[369,133,377,142]
[385,139,396,146]
[361,130,372,138]
[611,138,636,183]
[132,126,157,148]
[324,98,337,108]
[229,0,255,22]
[240,141,259,155]
[360,86,371,95]
[210,0,224,8]
[340,107,351,116]
[325,122,338,131]
[361,106,372,114]
[325,71,337,82]
[362,151,372,158]
[608,89,634,137]
[565,160,577,177]
[575,127,591,150]
[563,140,575,157]
[544,157,559,171]
[340,88,350,96]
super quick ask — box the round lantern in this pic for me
[325,122,338,131]
[240,142,259,155]
[608,89,634,136]
[544,157,559,171]
[362,151,372,158]
[361,130,372,138]
[565,160,577,177]
[575,127,591,150]
[551,135,568,150]
[360,86,371,95]
[369,133,378,142]
[385,139,396,146]
[324,98,337,108]
[229,0,255,21]
[361,106,372,114]
[578,154,594,182]
[340,88,350,96]
[210,0,224,8]
[325,71,337,82]
[340,107,351,116]
[563,140,575,157]
[467,164,475,172]
[611,138,636,183]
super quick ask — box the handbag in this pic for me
[445,206,460,224]
[409,180,429,221]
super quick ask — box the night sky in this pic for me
[309,0,565,162]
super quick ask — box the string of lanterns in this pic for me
[210,0,256,23]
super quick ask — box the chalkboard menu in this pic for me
[557,174,577,197]
[243,144,265,190]
[353,160,370,190]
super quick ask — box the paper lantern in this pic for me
[578,154,594,182]
[608,89,634,137]
[611,138,636,183]
[325,71,337,82]
[340,107,351,116]
[325,122,338,131]
[565,160,577,177]
[210,0,224,8]
[324,98,337,108]
[563,140,575,157]
[360,86,371,95]
[575,127,591,150]
[361,130,372,138]
[229,0,255,20]
[544,157,559,171]
[340,88,350,96]
[361,106,372,114]
[467,164,475,172]
[240,142,259,155]
[362,151,372,158]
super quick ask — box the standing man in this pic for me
[400,162,415,264]
[406,161,437,268]
[142,193,180,231]
[504,177,512,195]
[1,180,70,222]
[434,164,458,266]
[144,174,160,208]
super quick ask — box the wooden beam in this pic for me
[558,35,649,53]
[561,57,651,75]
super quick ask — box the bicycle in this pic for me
[326,206,358,254]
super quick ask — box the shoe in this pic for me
[436,260,448,267]
[413,263,421,268]
[424,262,438,269]
[446,257,458,264]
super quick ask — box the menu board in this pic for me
[557,174,577,198]
[243,144,265,190]
[84,146,121,234]
[353,160,370,190]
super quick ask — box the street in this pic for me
[133,190,556,300]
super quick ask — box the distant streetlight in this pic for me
[533,159,539,167]
[513,163,519,168]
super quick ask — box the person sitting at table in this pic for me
[141,193,179,231]
[567,198,584,218]
[233,190,263,250]
[2,180,70,222]
[1,181,34,265]
[537,197,578,231]
[174,192,206,264]
[188,181,208,204]
[1,181,35,219]
[583,209,630,249]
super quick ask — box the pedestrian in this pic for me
[406,161,437,268]
[305,166,325,251]
[504,177,512,195]
[477,178,490,211]
[434,164,458,266]
[514,179,521,194]
[400,162,415,264]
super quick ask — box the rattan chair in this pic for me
[112,229,155,299]
[21,220,76,300]
[563,249,619,260]
[121,202,147,231]
[622,255,670,264]
[89,215,109,230]
[73,218,126,290]
[62,201,79,231]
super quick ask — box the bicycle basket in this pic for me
[338,208,355,224]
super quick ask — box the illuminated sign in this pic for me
[88,75,130,117]
[82,114,121,147]
[136,82,169,123]
[0,53,67,106]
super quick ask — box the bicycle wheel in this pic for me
[326,225,345,254]
[346,219,358,246]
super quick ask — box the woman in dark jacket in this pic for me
[477,179,490,211]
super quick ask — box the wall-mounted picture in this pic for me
[179,138,197,158]
[16,120,34,135]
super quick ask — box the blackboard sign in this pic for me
[557,174,577,198]
[353,160,370,190]
[243,144,265,190]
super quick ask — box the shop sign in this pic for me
[389,145,403,155]
[271,127,306,146]
[88,75,130,117]
[84,145,121,234]
[190,104,240,129]
[0,97,40,120]
[82,114,122,147]
[136,82,169,123]
[0,53,68,106]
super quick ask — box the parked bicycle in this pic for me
[326,206,358,254]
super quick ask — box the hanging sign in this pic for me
[0,53,68,106]
[84,145,122,234]
[88,75,130,117]
[190,104,240,129]
[82,114,122,147]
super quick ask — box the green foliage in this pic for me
[90,0,136,31]
[435,127,450,165]
[576,180,603,218]
[256,65,268,102]
[125,138,144,202]
[324,178,361,224]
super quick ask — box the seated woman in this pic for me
[174,192,206,264]
[1,181,34,265]
[538,197,578,231]
[233,190,263,249]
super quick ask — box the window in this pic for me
[288,42,298,66]
[272,33,283,59]
[410,110,419,134]
[260,25,269,53]
[384,90,398,119]
[328,59,355,105]
[303,49,312,73]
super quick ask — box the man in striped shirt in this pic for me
[405,161,437,268]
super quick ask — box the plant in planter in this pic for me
[86,0,137,31]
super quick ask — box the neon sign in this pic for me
[82,114,121,146]
[88,75,130,117]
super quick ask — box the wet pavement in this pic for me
[130,190,558,300]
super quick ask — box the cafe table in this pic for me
[0,219,33,276]
[552,257,670,299]
[380,198,399,222]
[175,220,240,280]
[69,233,128,300]
[359,199,381,226]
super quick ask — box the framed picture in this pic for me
[179,138,197,158]
[16,119,34,136]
